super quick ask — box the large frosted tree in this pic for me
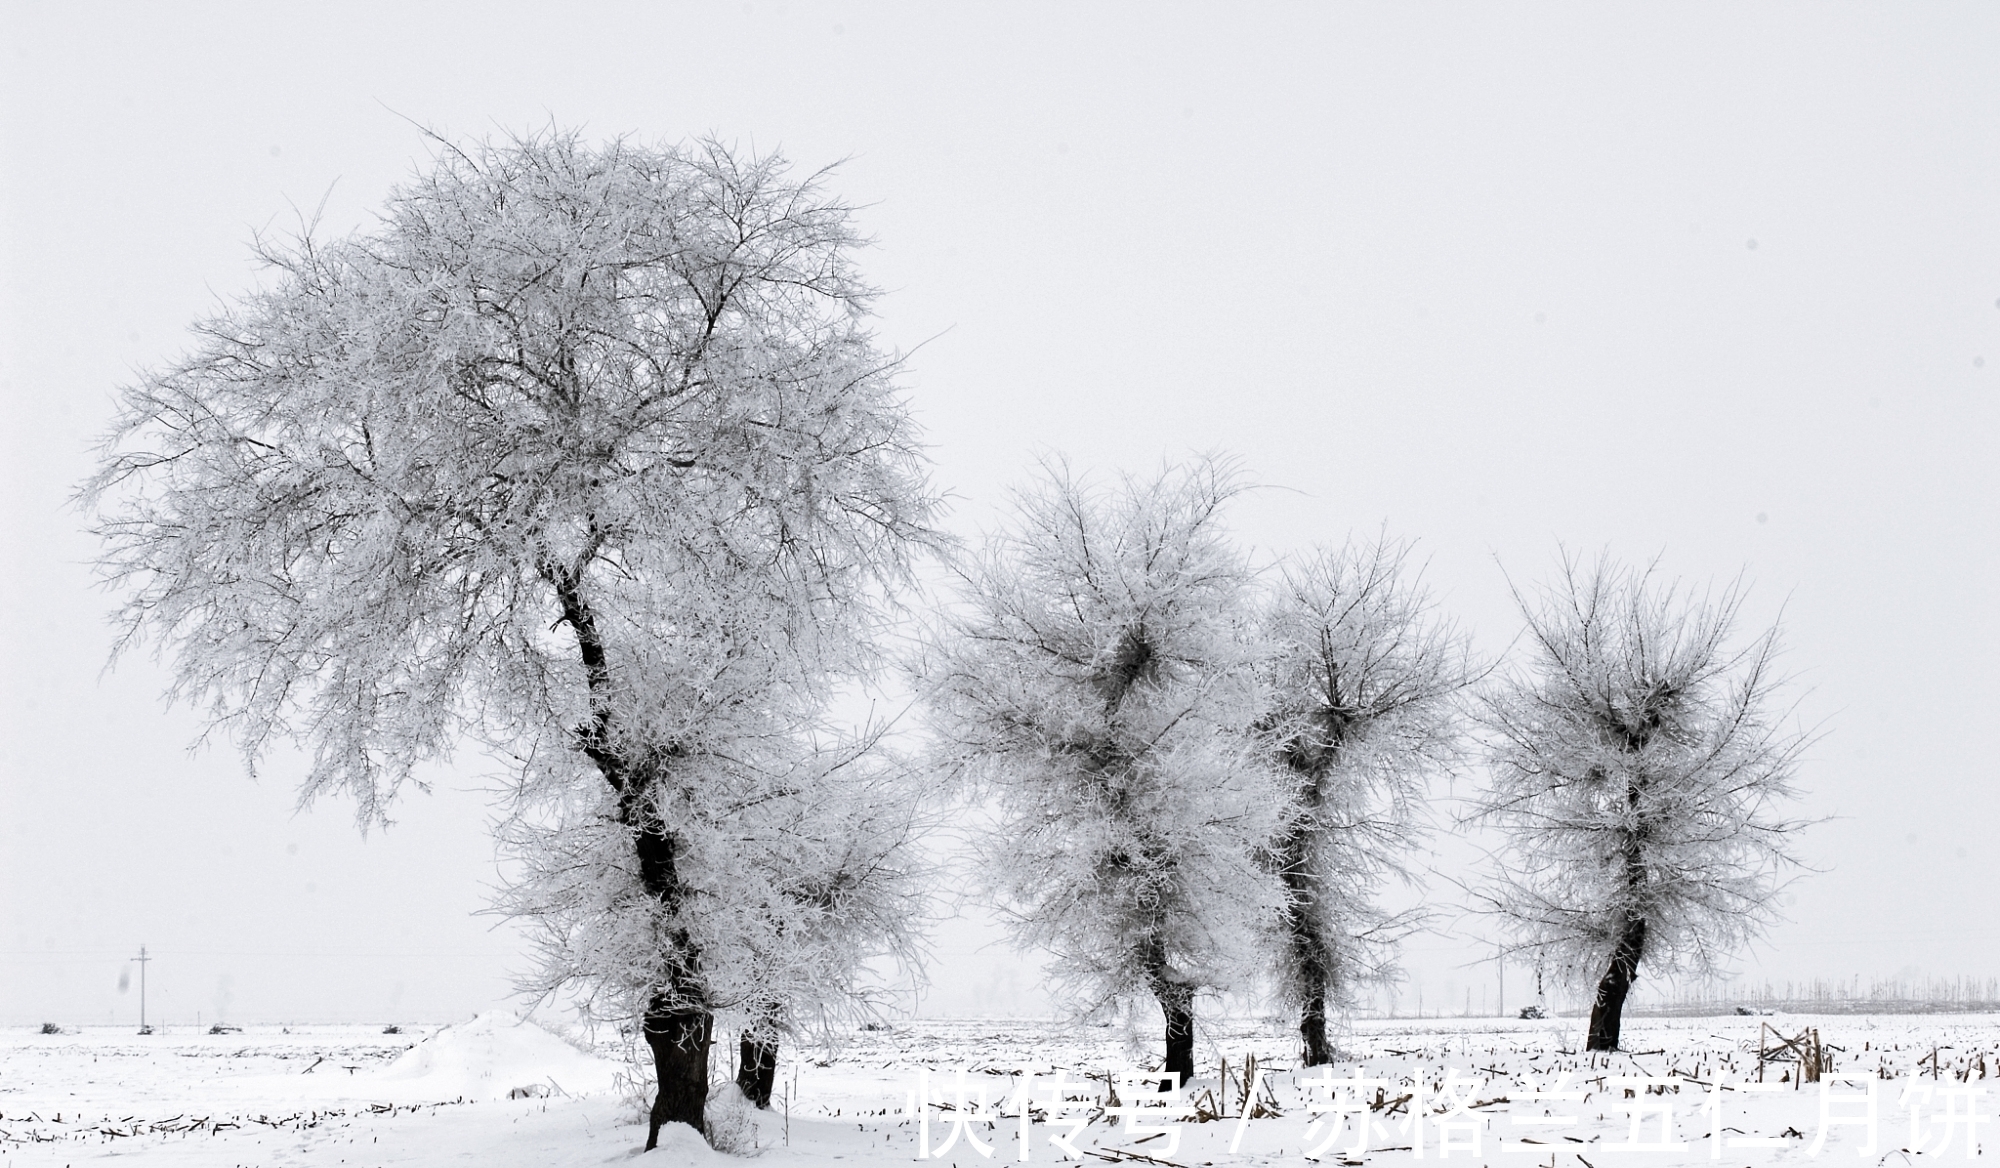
[83,131,938,1145]
[1469,555,1810,1051]
[1257,537,1473,1065]
[920,457,1285,1087]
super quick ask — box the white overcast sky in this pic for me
[2,3,1996,1027]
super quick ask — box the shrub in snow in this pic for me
[703,1081,760,1154]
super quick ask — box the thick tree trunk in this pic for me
[644,1004,712,1149]
[634,821,710,1147]
[1584,914,1647,1052]
[1137,928,1197,1091]
[550,563,717,1148]
[1151,978,1196,1091]
[1586,756,1653,1054]
[1277,731,1341,1069]
[1299,984,1332,1067]
[736,1034,779,1109]
[1282,856,1334,1067]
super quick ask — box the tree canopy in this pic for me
[919,457,1284,1084]
[85,130,940,1142]
[1470,555,1810,1050]
[1258,537,1475,1063]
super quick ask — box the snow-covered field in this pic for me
[3,1012,1996,1166]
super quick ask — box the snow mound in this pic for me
[653,1119,735,1161]
[374,1013,622,1101]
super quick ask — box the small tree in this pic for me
[920,457,1285,1087]
[83,130,938,1144]
[1469,555,1811,1051]
[723,744,932,1109]
[501,722,929,1111]
[1258,537,1474,1065]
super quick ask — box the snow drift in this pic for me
[373,1013,622,1101]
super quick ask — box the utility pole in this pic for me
[134,946,152,1034]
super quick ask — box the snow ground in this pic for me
[2,1012,1995,1167]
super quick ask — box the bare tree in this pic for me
[1258,537,1474,1065]
[919,456,1285,1088]
[83,130,939,1145]
[1467,554,1811,1051]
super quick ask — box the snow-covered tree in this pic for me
[499,720,929,1110]
[1257,537,1474,1065]
[920,457,1285,1087]
[1468,555,1811,1051]
[83,130,939,1144]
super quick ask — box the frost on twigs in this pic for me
[84,128,939,830]
[918,455,1285,1080]
[83,127,943,1140]
[702,1080,760,1153]
[1466,552,1813,1050]
[497,723,933,1048]
[1256,535,1478,1064]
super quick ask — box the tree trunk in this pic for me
[634,820,710,1147]
[1584,914,1647,1051]
[1299,984,1332,1067]
[1283,858,1333,1067]
[1152,979,1196,1091]
[1587,760,1653,1053]
[736,1033,779,1109]
[550,565,716,1147]
[644,1003,712,1149]
[1278,735,1339,1069]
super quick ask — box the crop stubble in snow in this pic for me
[2,1013,1996,1166]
